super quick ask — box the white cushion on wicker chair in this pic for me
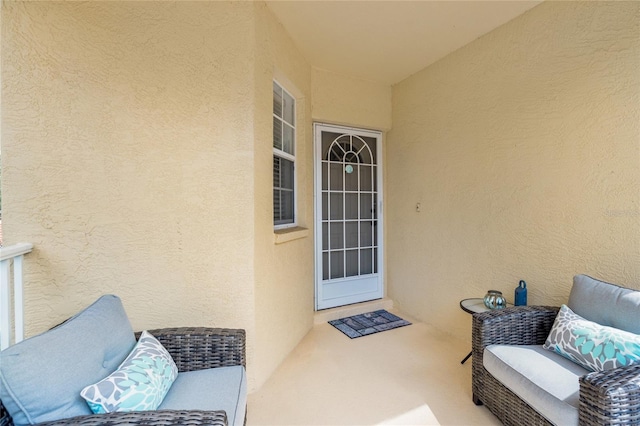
[484,344,589,426]
[159,366,247,426]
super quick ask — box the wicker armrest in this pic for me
[578,364,640,425]
[143,327,246,372]
[472,305,559,351]
[37,409,228,426]
[471,306,560,410]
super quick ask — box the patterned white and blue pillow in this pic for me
[543,304,640,372]
[80,330,178,413]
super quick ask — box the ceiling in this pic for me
[265,1,543,85]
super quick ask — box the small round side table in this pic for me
[459,297,512,364]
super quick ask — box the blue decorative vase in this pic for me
[515,280,527,306]
[484,290,507,309]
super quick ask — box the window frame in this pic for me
[273,79,297,230]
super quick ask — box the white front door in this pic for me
[314,123,383,310]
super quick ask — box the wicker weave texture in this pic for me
[472,305,640,425]
[37,410,228,426]
[476,370,552,426]
[579,364,640,425]
[146,327,246,371]
[0,327,245,426]
[0,401,11,426]
[471,306,559,426]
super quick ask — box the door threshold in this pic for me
[313,298,394,325]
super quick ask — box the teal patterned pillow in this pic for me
[80,331,178,413]
[543,304,640,372]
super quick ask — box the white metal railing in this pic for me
[0,242,33,350]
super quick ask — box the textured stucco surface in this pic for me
[312,68,392,131]
[387,1,640,342]
[252,3,315,389]
[3,0,255,328]
[1,1,316,390]
[6,0,639,395]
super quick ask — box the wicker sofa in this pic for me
[472,275,640,425]
[0,295,246,426]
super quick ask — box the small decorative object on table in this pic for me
[483,290,506,309]
[515,280,527,306]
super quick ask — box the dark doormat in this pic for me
[329,310,411,339]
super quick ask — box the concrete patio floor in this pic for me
[248,309,501,425]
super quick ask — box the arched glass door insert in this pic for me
[314,123,383,310]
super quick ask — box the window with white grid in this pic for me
[273,81,296,228]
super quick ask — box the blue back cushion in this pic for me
[0,295,136,425]
[568,275,640,335]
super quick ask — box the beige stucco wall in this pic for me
[252,3,315,389]
[3,0,257,330]
[387,1,640,341]
[2,1,319,390]
[312,68,392,131]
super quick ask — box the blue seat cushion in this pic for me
[159,366,247,426]
[0,295,136,425]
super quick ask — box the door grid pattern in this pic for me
[321,132,378,281]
